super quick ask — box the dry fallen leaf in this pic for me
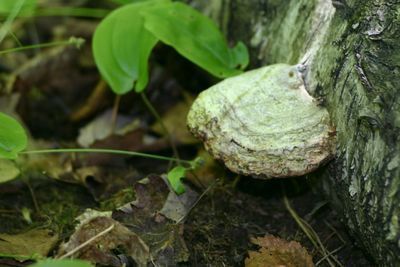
[77,109,139,148]
[151,96,198,145]
[245,235,314,267]
[113,175,190,265]
[0,229,58,261]
[57,216,150,267]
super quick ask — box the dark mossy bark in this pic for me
[188,0,400,265]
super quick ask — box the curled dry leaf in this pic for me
[245,235,314,267]
[187,64,335,178]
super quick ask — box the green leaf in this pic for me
[0,159,20,183]
[111,0,150,5]
[93,0,169,94]
[0,112,27,159]
[167,166,186,195]
[29,259,94,267]
[0,0,37,16]
[142,2,249,78]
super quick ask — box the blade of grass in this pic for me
[282,190,343,267]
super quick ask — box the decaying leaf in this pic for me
[160,174,199,222]
[58,175,192,266]
[77,109,140,147]
[151,97,198,145]
[187,64,335,178]
[245,235,314,267]
[0,229,58,261]
[113,175,190,265]
[57,216,150,267]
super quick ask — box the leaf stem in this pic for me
[111,94,121,133]
[0,37,85,55]
[28,7,110,18]
[140,92,181,164]
[20,148,191,165]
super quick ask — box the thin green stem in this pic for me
[25,178,40,213]
[0,0,25,44]
[111,94,121,134]
[22,7,110,18]
[0,37,84,55]
[140,92,181,164]
[8,30,23,47]
[21,148,192,165]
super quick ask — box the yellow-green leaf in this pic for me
[0,112,27,159]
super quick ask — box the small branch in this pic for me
[176,178,219,224]
[58,224,115,259]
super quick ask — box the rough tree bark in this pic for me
[188,0,400,265]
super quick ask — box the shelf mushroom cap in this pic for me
[187,64,335,178]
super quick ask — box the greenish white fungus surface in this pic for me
[187,64,335,178]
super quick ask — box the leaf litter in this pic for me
[0,5,371,267]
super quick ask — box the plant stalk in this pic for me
[140,92,181,164]
[21,148,191,165]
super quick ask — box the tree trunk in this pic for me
[189,0,400,265]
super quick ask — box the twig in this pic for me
[176,179,219,224]
[58,224,115,259]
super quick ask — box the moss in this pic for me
[0,177,96,239]
[99,187,136,211]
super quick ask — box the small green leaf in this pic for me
[93,0,170,94]
[0,112,27,159]
[142,2,249,78]
[167,166,186,195]
[0,0,37,16]
[230,42,249,70]
[29,259,94,267]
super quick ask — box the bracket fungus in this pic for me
[187,64,335,178]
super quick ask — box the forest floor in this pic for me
[0,2,373,266]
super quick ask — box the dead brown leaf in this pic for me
[113,175,190,265]
[151,95,198,145]
[245,235,314,267]
[57,216,150,267]
[0,229,58,261]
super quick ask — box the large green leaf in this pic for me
[142,2,249,78]
[111,0,150,4]
[29,259,94,267]
[0,0,37,16]
[0,112,27,159]
[93,0,169,94]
